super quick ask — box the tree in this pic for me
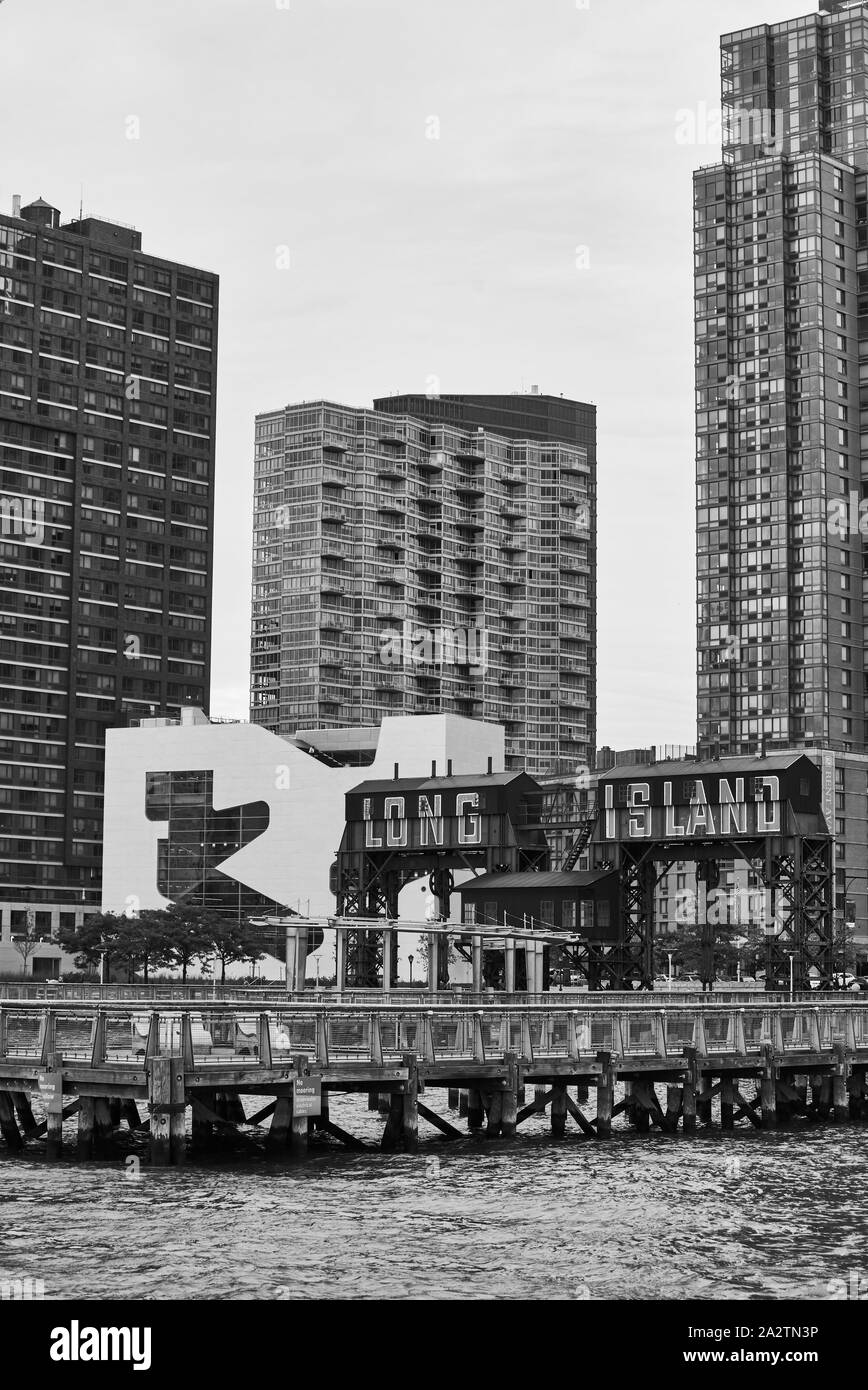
[57,911,128,980]
[210,919,251,983]
[12,919,40,976]
[143,904,213,982]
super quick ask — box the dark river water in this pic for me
[1,1096,866,1301]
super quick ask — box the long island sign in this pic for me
[597,756,827,844]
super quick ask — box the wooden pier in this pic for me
[1,1000,867,1162]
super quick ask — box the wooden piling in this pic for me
[0,1091,23,1151]
[760,1046,777,1130]
[12,1091,37,1136]
[486,1090,503,1139]
[467,1088,484,1131]
[290,1056,310,1155]
[551,1082,568,1138]
[682,1053,698,1134]
[170,1062,186,1164]
[596,1054,613,1139]
[720,1077,735,1131]
[847,1073,864,1123]
[192,1090,215,1150]
[223,1091,246,1126]
[501,1054,518,1139]
[122,1099,143,1132]
[381,1092,404,1151]
[93,1098,114,1155]
[623,1078,636,1129]
[458,1089,469,1118]
[832,1046,849,1124]
[576,1083,589,1104]
[109,1099,121,1128]
[377,1093,391,1116]
[666,1085,682,1132]
[44,1053,64,1162]
[77,1097,95,1160]
[447,1087,460,1109]
[402,1054,419,1153]
[148,1057,173,1166]
[268,1096,292,1152]
[633,1083,650,1133]
[698,1074,714,1126]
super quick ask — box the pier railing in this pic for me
[1,1001,866,1069]
[1,982,859,1007]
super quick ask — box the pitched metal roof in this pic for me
[598,752,811,780]
[461,870,615,891]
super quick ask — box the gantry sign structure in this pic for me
[588,752,835,991]
[331,771,549,987]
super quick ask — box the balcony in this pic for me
[500,465,526,484]
[500,531,526,551]
[454,470,485,497]
[321,502,347,523]
[321,572,347,595]
[377,496,405,516]
[453,508,484,529]
[320,537,348,558]
[319,614,351,633]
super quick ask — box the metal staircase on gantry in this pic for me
[561,803,599,870]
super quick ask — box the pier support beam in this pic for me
[94,1098,114,1156]
[832,1046,850,1124]
[666,1085,682,1132]
[402,1054,419,1153]
[44,1053,64,1162]
[77,1098,95,1160]
[682,1053,698,1135]
[170,1064,186,1165]
[267,1096,292,1152]
[122,1099,144,1132]
[381,1093,404,1151]
[596,1053,613,1139]
[458,1089,469,1118]
[720,1077,735,1131]
[192,1090,215,1150]
[486,1090,503,1139]
[0,1091,23,1151]
[13,1091,37,1137]
[148,1057,174,1166]
[551,1082,567,1138]
[501,1054,518,1139]
[698,1074,713,1126]
[760,1047,777,1130]
[467,1088,484,1132]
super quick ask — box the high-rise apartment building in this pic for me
[0,197,217,943]
[250,397,595,776]
[694,1,868,956]
[695,0,868,757]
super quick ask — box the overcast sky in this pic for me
[0,0,807,750]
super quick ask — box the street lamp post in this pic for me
[408,953,414,987]
[666,952,674,993]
